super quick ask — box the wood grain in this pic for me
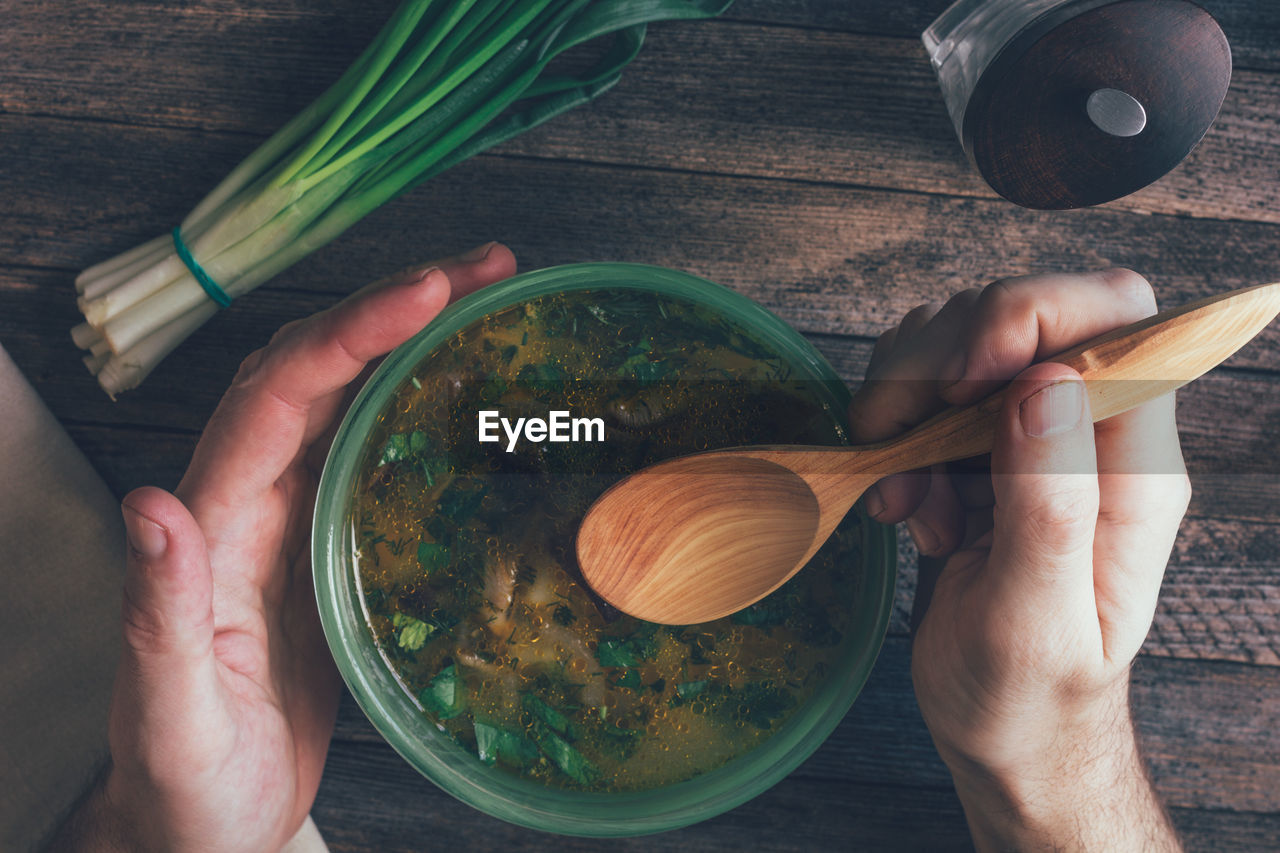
[1154,518,1280,666]
[3,9,1279,223]
[4,117,1280,364]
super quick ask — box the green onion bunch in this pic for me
[72,0,732,396]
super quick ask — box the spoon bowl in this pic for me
[578,455,822,623]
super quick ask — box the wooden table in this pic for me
[4,1,1279,849]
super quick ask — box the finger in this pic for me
[941,268,1156,405]
[949,455,994,508]
[120,488,215,666]
[295,243,518,471]
[302,359,381,480]
[911,461,993,633]
[180,268,452,506]
[1091,394,1191,662]
[867,327,899,378]
[854,290,981,525]
[294,243,518,452]
[949,457,996,550]
[986,364,1100,633]
[115,488,223,761]
[863,470,930,523]
[904,464,965,558]
[897,301,946,343]
[181,242,517,506]
[297,241,515,437]
[850,287,982,443]
[366,241,517,302]
[441,241,518,302]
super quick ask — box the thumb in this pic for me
[117,487,220,730]
[986,364,1100,625]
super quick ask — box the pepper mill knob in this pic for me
[1086,88,1147,137]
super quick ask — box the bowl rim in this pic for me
[312,262,897,837]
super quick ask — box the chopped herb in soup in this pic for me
[351,289,864,791]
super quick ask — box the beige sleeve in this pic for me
[0,343,329,853]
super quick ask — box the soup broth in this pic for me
[351,289,864,792]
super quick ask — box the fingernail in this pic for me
[123,506,167,559]
[389,265,440,289]
[905,517,939,556]
[460,241,496,263]
[864,484,886,518]
[1020,380,1084,437]
[405,266,440,286]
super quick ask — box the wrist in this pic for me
[941,694,1178,851]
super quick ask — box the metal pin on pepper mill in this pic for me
[922,0,1232,209]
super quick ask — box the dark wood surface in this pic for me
[3,1,1279,849]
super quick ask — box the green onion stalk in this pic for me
[72,0,733,397]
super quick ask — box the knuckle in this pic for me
[1142,471,1192,517]
[972,280,1036,352]
[948,286,985,310]
[977,278,1024,318]
[936,286,984,328]
[867,329,899,379]
[1012,486,1098,551]
[1169,472,1193,515]
[267,317,306,347]
[232,346,269,385]
[902,301,938,326]
[119,585,173,656]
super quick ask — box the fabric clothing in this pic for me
[0,343,327,852]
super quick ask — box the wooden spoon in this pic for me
[577,282,1280,624]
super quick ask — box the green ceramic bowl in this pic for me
[312,263,896,836]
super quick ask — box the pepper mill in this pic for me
[923,0,1232,209]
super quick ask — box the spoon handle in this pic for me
[860,281,1280,476]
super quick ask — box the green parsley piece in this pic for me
[676,679,709,700]
[419,665,466,720]
[533,726,599,785]
[598,722,642,761]
[613,669,642,689]
[474,721,538,768]
[392,612,432,651]
[416,542,449,573]
[522,694,577,740]
[596,638,638,668]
